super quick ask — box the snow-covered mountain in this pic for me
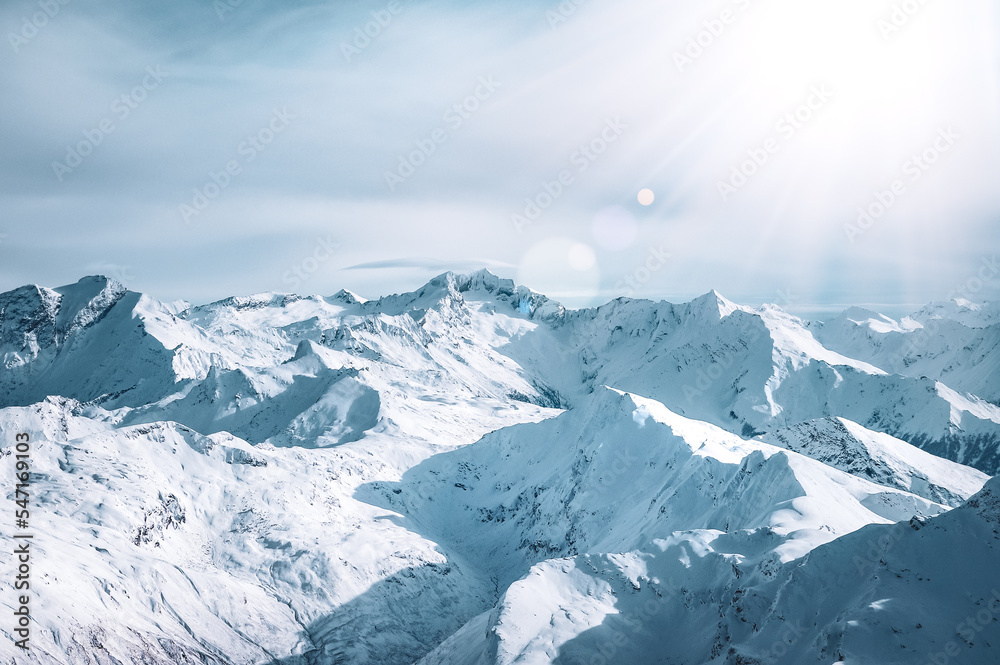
[424,475,1000,665]
[813,304,1000,405]
[0,271,997,664]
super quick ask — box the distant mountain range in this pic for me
[1,271,997,664]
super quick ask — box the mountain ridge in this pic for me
[1,270,999,664]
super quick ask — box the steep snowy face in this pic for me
[51,275,129,338]
[758,417,989,506]
[0,284,60,372]
[0,277,191,409]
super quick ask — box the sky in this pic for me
[1,0,999,317]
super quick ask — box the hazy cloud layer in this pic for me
[1,0,998,313]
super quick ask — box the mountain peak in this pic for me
[411,269,512,296]
[454,268,510,292]
[53,275,129,335]
[687,289,742,320]
[55,274,127,295]
[367,269,564,320]
[838,305,891,323]
[330,288,366,305]
[832,306,906,333]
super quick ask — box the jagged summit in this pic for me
[53,273,127,295]
[453,268,511,292]
[357,269,564,320]
[53,275,129,333]
[330,288,366,304]
[685,288,744,320]
[8,271,752,324]
[408,270,753,322]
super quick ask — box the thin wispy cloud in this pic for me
[343,258,516,272]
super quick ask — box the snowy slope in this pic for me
[0,394,555,664]
[424,476,1000,665]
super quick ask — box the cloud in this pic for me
[1,0,998,310]
[343,258,516,272]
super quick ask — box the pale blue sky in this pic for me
[1,0,998,313]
